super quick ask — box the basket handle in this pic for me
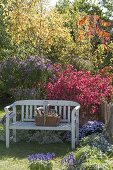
[43,101,48,113]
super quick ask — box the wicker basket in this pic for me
[35,115,61,126]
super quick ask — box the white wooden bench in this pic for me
[4,100,80,150]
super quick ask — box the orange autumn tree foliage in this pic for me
[77,14,112,69]
[99,66,113,83]
[78,14,111,45]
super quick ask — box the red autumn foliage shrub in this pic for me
[46,65,113,114]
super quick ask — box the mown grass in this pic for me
[0,140,71,170]
[0,109,71,170]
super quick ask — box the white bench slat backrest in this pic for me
[30,105,33,119]
[13,105,16,122]
[14,100,78,123]
[68,106,71,123]
[26,105,28,119]
[21,105,24,121]
[63,106,66,120]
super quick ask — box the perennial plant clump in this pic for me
[1,56,49,87]
[74,146,113,170]
[28,152,55,162]
[28,152,55,170]
[61,152,86,170]
[80,133,113,154]
[0,56,55,99]
[66,121,104,142]
[46,65,113,114]
[79,121,104,139]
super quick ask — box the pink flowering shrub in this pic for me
[46,65,113,114]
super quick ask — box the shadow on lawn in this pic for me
[0,141,71,160]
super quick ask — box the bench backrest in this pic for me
[13,100,79,123]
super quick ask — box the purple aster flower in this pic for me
[28,152,55,163]
[61,152,84,169]
[65,121,104,141]
[68,158,75,166]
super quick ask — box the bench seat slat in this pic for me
[23,118,68,123]
[9,122,71,131]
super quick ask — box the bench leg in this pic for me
[13,129,16,143]
[76,114,79,145]
[75,123,79,145]
[71,129,75,150]
[6,127,9,148]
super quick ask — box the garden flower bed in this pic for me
[0,109,113,170]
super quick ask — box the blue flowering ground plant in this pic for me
[66,121,104,142]
[28,152,55,170]
[79,121,104,139]
[61,152,86,170]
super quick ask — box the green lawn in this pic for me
[0,109,71,170]
[0,141,71,170]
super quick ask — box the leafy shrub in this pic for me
[80,133,113,154]
[61,146,113,170]
[28,131,63,144]
[75,146,112,170]
[46,65,113,114]
[13,130,63,144]
[0,56,52,100]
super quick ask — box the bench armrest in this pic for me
[4,104,14,113]
[71,104,80,121]
[71,104,80,141]
[4,104,16,125]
